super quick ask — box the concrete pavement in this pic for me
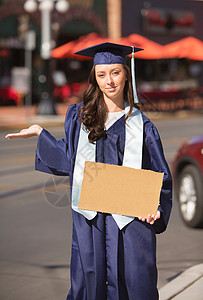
[1,104,203,299]
[159,264,203,300]
[0,104,66,130]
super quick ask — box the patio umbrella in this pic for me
[52,32,165,60]
[163,36,203,60]
[119,34,164,59]
[51,32,115,60]
[51,39,78,59]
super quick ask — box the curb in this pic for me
[145,109,203,121]
[0,115,65,131]
[159,263,203,300]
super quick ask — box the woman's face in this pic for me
[95,64,126,103]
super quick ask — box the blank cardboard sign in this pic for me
[78,162,164,218]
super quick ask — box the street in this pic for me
[0,115,203,300]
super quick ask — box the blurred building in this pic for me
[0,0,202,108]
[122,0,203,42]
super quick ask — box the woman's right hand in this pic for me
[5,125,43,139]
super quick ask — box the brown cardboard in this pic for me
[78,162,164,218]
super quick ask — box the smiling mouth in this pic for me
[106,87,116,91]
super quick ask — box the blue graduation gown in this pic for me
[35,103,172,300]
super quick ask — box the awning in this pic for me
[51,33,203,61]
[52,32,116,60]
[51,32,164,60]
[118,34,164,59]
[163,36,203,60]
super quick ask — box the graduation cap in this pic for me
[74,42,143,103]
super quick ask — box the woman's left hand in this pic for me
[138,210,160,225]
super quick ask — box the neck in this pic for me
[103,95,125,112]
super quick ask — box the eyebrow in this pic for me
[96,67,122,74]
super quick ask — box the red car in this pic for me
[172,135,203,228]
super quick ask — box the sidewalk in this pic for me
[0,104,202,130]
[0,104,67,130]
[159,263,203,300]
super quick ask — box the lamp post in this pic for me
[24,0,69,114]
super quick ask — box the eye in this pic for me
[97,73,105,78]
[112,71,120,75]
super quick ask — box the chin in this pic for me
[106,91,120,99]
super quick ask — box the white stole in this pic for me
[71,105,143,230]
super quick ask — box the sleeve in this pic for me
[35,104,77,176]
[145,124,172,234]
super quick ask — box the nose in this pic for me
[106,74,114,85]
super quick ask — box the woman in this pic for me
[6,43,172,300]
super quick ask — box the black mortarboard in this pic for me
[74,42,143,65]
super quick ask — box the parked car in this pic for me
[172,135,203,228]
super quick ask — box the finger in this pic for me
[155,211,161,220]
[5,132,30,139]
[150,215,156,225]
[147,215,154,223]
[5,133,22,139]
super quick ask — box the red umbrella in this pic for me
[163,36,203,60]
[119,34,164,59]
[52,32,115,60]
[52,39,78,59]
[52,32,165,60]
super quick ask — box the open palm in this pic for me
[5,125,42,139]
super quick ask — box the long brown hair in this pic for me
[78,64,139,143]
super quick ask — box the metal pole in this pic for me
[23,0,70,115]
[37,7,56,115]
[41,9,51,60]
[25,48,32,107]
[25,30,36,120]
